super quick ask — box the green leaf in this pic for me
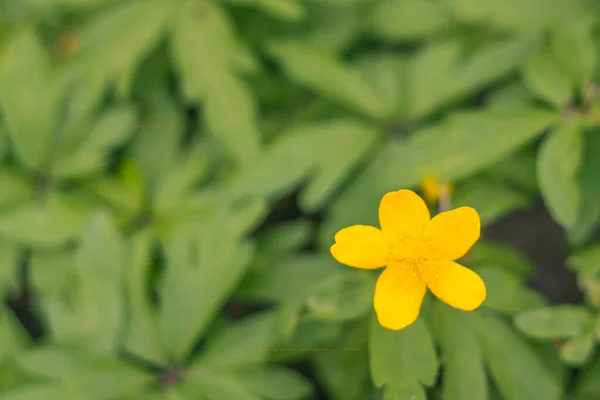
[444,37,536,105]
[204,73,261,164]
[266,40,386,118]
[0,242,19,296]
[567,131,600,245]
[0,385,73,400]
[368,0,450,41]
[468,311,563,400]
[406,39,460,118]
[72,0,173,83]
[466,240,534,279]
[321,106,558,247]
[193,311,277,368]
[514,305,596,339]
[159,202,263,362]
[479,267,547,315]
[184,370,261,400]
[16,348,151,400]
[221,0,305,21]
[171,0,255,100]
[567,243,600,275]
[256,219,313,257]
[313,321,369,400]
[235,366,313,400]
[0,196,86,247]
[43,213,125,352]
[369,316,438,391]
[52,107,137,180]
[0,27,59,170]
[0,169,31,210]
[560,330,596,366]
[122,230,166,366]
[0,306,28,363]
[521,44,572,108]
[305,271,375,321]
[551,20,597,92]
[574,354,600,399]
[452,177,532,226]
[230,119,379,213]
[237,255,337,303]
[537,119,583,228]
[434,305,487,400]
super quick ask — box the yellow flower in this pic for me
[330,189,486,330]
[420,175,453,206]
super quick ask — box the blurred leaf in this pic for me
[434,305,487,400]
[43,213,125,352]
[0,385,72,400]
[305,271,375,321]
[322,106,558,246]
[0,242,19,295]
[578,274,600,310]
[53,107,137,180]
[369,316,438,393]
[521,44,572,108]
[484,148,538,192]
[407,39,460,118]
[235,365,313,400]
[354,53,408,119]
[185,370,261,400]
[122,231,165,365]
[221,0,305,21]
[0,169,30,210]
[466,240,534,279]
[266,40,386,118]
[369,0,450,41]
[537,119,582,229]
[237,255,337,303]
[452,178,532,226]
[193,311,277,368]
[72,0,173,83]
[29,250,74,296]
[204,73,261,164]
[159,201,264,362]
[153,140,213,216]
[560,329,596,366]
[468,311,563,400]
[551,20,597,92]
[171,0,255,100]
[515,305,595,339]
[568,131,600,245]
[567,243,600,275]
[313,321,369,400]
[486,81,535,110]
[0,26,58,170]
[0,306,28,362]
[17,347,151,399]
[231,119,379,212]
[479,267,547,315]
[256,219,313,257]
[574,354,600,399]
[0,195,85,247]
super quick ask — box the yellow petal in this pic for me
[330,225,388,269]
[379,190,430,239]
[423,260,486,311]
[425,207,480,260]
[419,175,442,205]
[374,265,427,330]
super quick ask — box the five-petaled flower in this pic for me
[330,189,486,330]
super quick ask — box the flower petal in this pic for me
[374,265,427,330]
[423,260,486,311]
[425,207,480,260]
[379,190,430,238]
[330,225,388,269]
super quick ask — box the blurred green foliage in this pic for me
[0,0,599,399]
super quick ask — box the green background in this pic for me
[1,0,600,399]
